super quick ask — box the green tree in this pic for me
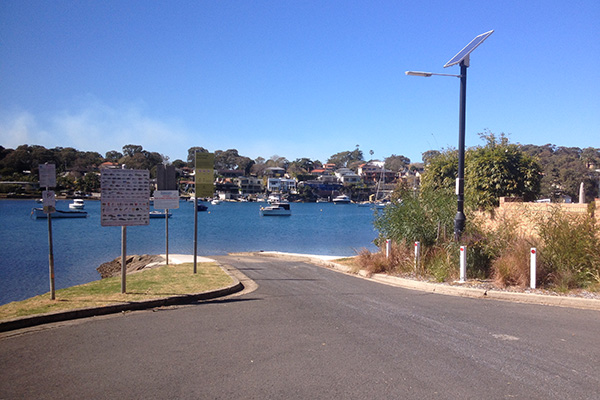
[328,146,364,169]
[422,150,441,165]
[421,132,542,209]
[187,147,209,165]
[466,132,541,208]
[105,150,123,163]
[122,144,143,157]
[384,154,411,172]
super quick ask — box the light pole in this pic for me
[406,30,493,240]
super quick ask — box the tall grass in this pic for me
[536,206,600,290]
[368,191,600,291]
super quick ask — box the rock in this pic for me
[97,254,165,279]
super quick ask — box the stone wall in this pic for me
[473,197,599,237]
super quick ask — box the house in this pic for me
[334,168,361,185]
[265,167,286,178]
[267,177,297,193]
[235,176,263,195]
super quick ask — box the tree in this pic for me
[521,144,597,201]
[421,132,542,209]
[105,150,123,163]
[187,147,209,165]
[466,132,541,208]
[327,147,364,169]
[287,158,315,177]
[384,155,410,172]
[422,150,441,165]
[122,144,143,157]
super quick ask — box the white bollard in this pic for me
[414,241,421,271]
[385,239,391,259]
[530,248,537,289]
[459,245,467,283]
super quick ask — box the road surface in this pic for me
[1,254,599,399]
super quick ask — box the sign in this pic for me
[100,169,150,226]
[157,165,177,190]
[153,190,180,210]
[42,190,56,213]
[39,164,56,188]
[195,153,215,197]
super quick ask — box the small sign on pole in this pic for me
[193,152,214,274]
[39,163,56,188]
[101,168,150,293]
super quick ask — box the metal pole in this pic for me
[454,61,468,240]
[165,209,169,266]
[121,226,127,293]
[47,200,55,300]
[193,152,198,274]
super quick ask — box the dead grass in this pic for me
[0,263,232,321]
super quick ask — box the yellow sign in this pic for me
[195,153,215,197]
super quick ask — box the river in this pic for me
[0,199,380,305]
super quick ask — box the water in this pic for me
[0,199,379,305]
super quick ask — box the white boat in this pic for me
[69,198,85,209]
[211,198,221,205]
[149,211,172,218]
[31,208,88,219]
[260,202,291,216]
[332,195,351,204]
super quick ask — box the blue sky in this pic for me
[1,0,599,165]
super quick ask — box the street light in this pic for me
[406,30,494,240]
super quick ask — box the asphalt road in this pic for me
[1,254,599,399]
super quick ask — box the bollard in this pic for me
[459,245,467,283]
[386,239,391,259]
[530,248,537,289]
[414,241,421,272]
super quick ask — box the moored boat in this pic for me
[31,207,88,219]
[260,202,291,216]
[332,195,351,204]
[69,198,85,209]
[149,211,172,218]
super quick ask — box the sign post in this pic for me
[101,168,150,293]
[194,152,215,273]
[39,164,57,300]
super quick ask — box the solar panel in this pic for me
[444,30,494,68]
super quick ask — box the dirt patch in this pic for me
[97,254,165,278]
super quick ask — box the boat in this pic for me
[332,195,351,204]
[149,211,172,218]
[260,202,291,216]
[31,208,88,219]
[69,198,85,209]
[211,198,221,205]
[197,203,208,212]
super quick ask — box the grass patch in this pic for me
[0,262,232,321]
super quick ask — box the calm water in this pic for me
[0,199,379,305]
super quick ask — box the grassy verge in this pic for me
[0,262,233,321]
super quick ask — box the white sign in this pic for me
[42,190,56,213]
[100,169,150,227]
[39,164,56,188]
[153,190,180,210]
